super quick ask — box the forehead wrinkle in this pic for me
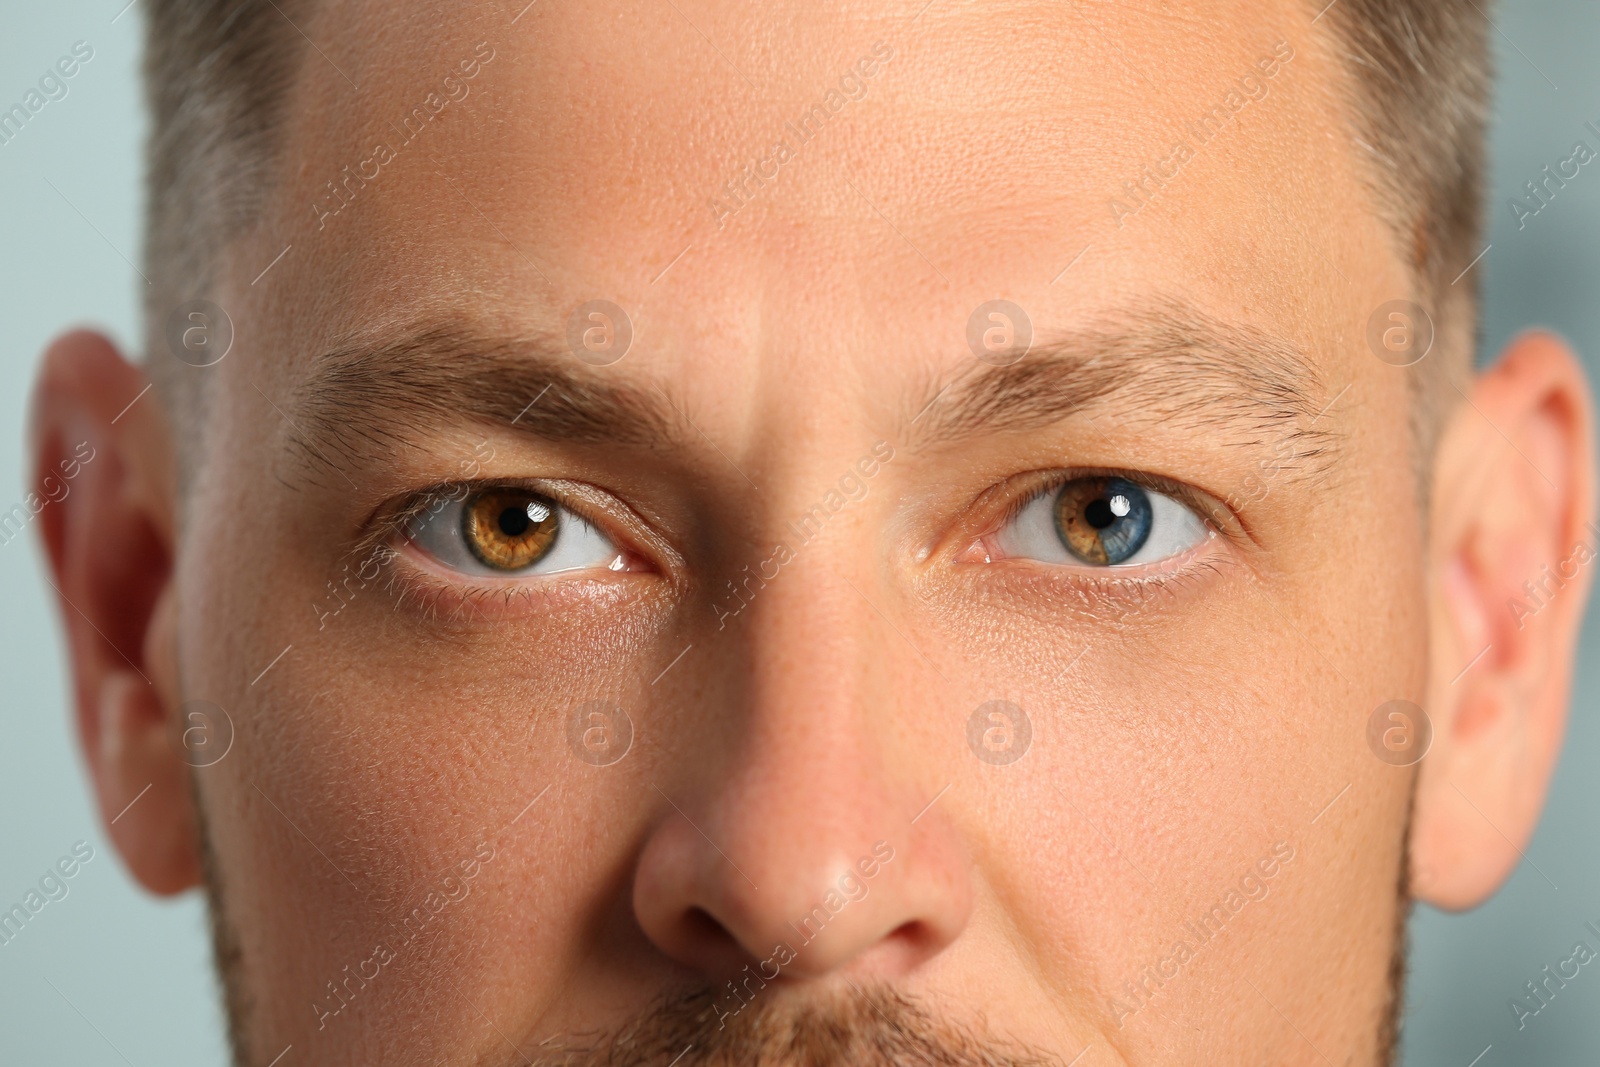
[906,300,1341,475]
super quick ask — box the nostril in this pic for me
[670,905,760,975]
[683,906,742,951]
[875,919,942,971]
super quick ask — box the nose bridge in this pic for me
[714,418,894,787]
[716,538,901,914]
[740,535,879,760]
[631,481,972,982]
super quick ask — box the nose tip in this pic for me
[632,816,768,976]
[631,791,971,985]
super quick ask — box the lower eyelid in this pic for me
[981,528,1217,575]
[384,541,652,625]
[941,556,1230,634]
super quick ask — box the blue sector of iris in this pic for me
[1053,477,1153,565]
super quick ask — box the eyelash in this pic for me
[951,467,1236,601]
[992,468,1220,531]
[360,467,1236,624]
[354,480,653,624]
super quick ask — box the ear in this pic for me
[1411,331,1597,909]
[28,330,200,895]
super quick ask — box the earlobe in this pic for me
[1411,331,1596,909]
[28,329,201,896]
[97,660,202,894]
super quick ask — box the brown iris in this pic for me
[462,488,559,571]
[1051,478,1109,565]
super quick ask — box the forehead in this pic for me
[242,0,1401,413]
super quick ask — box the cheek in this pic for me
[179,427,690,1055]
[919,440,1422,1029]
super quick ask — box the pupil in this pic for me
[1084,498,1117,529]
[498,505,532,538]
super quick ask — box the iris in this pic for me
[464,489,559,570]
[1053,477,1153,565]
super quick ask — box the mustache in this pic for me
[507,984,1059,1067]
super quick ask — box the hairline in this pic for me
[141,0,1486,501]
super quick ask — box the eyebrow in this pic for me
[291,321,680,479]
[903,300,1340,470]
[288,301,1339,484]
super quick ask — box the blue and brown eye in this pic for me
[988,473,1207,569]
[1054,477,1152,565]
[463,488,559,570]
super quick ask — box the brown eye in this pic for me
[463,489,559,570]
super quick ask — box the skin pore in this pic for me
[26,0,1598,1064]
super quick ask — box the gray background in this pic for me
[0,2,1594,1064]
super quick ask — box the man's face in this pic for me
[169,0,1426,1063]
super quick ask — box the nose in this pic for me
[631,568,972,985]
